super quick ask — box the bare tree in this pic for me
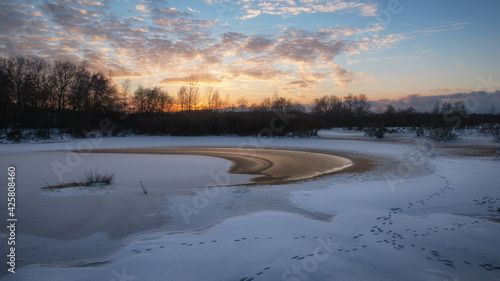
[134,86,173,113]
[441,102,453,115]
[177,86,187,111]
[343,93,355,116]
[260,97,272,111]
[68,62,91,111]
[312,94,343,125]
[121,78,131,112]
[432,101,440,115]
[53,60,76,113]
[353,94,370,117]
[237,95,248,109]
[1,57,47,115]
[272,95,292,113]
[158,90,174,113]
[89,72,117,112]
[205,85,216,110]
[224,93,230,110]
[1,57,27,114]
[185,75,200,111]
[133,85,147,113]
[212,91,222,110]
[385,104,396,115]
[35,60,54,111]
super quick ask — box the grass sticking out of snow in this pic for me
[80,169,114,186]
[42,169,114,191]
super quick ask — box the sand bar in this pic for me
[84,147,354,184]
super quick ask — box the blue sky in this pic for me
[0,0,499,110]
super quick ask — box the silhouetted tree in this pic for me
[121,78,131,112]
[212,91,223,110]
[133,86,173,114]
[177,86,187,111]
[185,76,200,111]
[312,95,343,126]
[68,62,91,111]
[53,60,76,113]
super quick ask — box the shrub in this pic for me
[364,126,387,139]
[35,128,50,139]
[427,127,458,142]
[386,128,399,134]
[492,127,500,143]
[6,129,23,142]
[415,127,425,137]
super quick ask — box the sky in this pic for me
[1,0,499,111]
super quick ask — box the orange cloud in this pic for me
[135,4,150,13]
[160,73,222,85]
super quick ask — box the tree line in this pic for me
[1,56,499,141]
[0,56,118,135]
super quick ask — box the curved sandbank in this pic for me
[84,147,354,184]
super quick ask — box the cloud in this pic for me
[346,21,470,54]
[82,49,141,77]
[373,91,500,113]
[187,7,199,13]
[244,36,274,53]
[414,22,471,35]
[331,65,358,88]
[27,10,43,17]
[405,75,416,82]
[135,4,150,13]
[152,7,192,18]
[0,1,381,91]
[240,9,261,20]
[220,32,248,45]
[285,72,326,89]
[39,3,91,17]
[80,0,105,7]
[229,67,286,80]
[54,13,89,24]
[151,18,218,35]
[238,0,379,19]
[354,33,413,52]
[286,80,310,88]
[357,3,378,17]
[0,7,33,34]
[272,29,347,64]
[0,0,472,98]
[227,57,287,81]
[318,23,385,39]
[159,73,223,84]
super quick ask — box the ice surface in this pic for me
[0,131,499,280]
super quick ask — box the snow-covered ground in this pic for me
[0,130,499,280]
